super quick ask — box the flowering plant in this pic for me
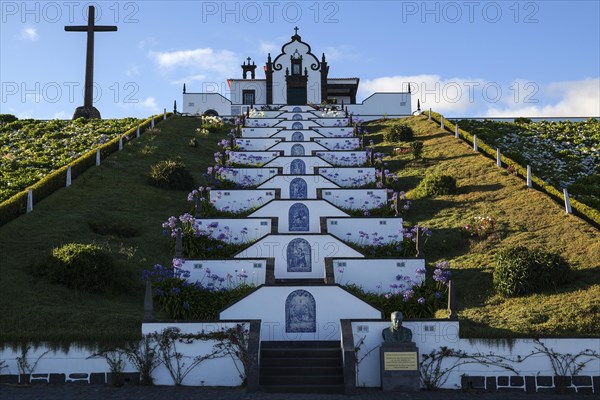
[463,216,496,239]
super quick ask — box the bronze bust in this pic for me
[382,311,412,343]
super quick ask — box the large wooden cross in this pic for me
[65,5,117,119]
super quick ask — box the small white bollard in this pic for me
[136,125,140,138]
[96,148,101,166]
[473,135,478,151]
[26,189,33,213]
[527,165,532,188]
[440,116,444,129]
[151,117,155,128]
[496,148,501,167]
[563,188,573,214]
[428,108,432,120]
[164,108,167,120]
[66,166,72,187]
[118,136,123,151]
[455,123,459,138]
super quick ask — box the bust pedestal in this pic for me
[380,342,420,392]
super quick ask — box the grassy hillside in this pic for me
[0,115,598,347]
[0,117,226,346]
[365,115,599,337]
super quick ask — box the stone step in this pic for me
[260,366,343,376]
[260,384,344,394]
[272,279,326,285]
[261,348,342,358]
[260,356,342,368]
[260,374,344,386]
[261,340,341,348]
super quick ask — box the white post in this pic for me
[527,165,532,188]
[440,115,444,130]
[66,166,72,187]
[151,117,155,128]
[496,148,501,167]
[136,125,140,138]
[428,108,432,120]
[455,123,459,138]
[26,189,33,213]
[563,188,573,214]
[164,108,167,120]
[118,136,123,151]
[473,135,478,151]
[96,148,101,166]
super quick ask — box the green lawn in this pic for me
[0,117,226,347]
[0,115,598,348]
[366,116,600,338]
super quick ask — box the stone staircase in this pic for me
[259,341,344,393]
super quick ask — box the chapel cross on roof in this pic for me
[294,26,299,35]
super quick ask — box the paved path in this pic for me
[0,385,590,400]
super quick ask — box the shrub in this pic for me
[493,246,570,297]
[415,173,457,197]
[411,141,424,159]
[513,117,532,124]
[148,159,194,190]
[35,243,118,293]
[0,114,18,124]
[88,219,140,238]
[385,124,414,142]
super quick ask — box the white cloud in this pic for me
[138,37,159,50]
[485,78,600,117]
[52,111,70,119]
[322,45,360,62]
[360,75,600,117]
[259,41,277,55]
[119,96,159,112]
[20,27,39,41]
[171,74,207,85]
[126,66,141,77]
[150,48,238,76]
[360,74,485,114]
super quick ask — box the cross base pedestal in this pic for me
[73,106,101,120]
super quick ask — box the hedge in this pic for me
[426,111,600,228]
[0,113,172,226]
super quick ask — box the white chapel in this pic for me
[182,28,412,118]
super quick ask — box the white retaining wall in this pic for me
[182,259,267,287]
[218,167,279,186]
[209,189,276,213]
[241,127,281,137]
[249,200,348,233]
[312,127,355,137]
[316,151,368,166]
[228,151,281,166]
[350,320,600,389]
[272,130,324,141]
[314,137,361,150]
[319,167,376,187]
[236,138,282,151]
[220,287,382,341]
[326,217,403,244]
[333,258,425,292]
[259,175,339,199]
[194,218,272,244]
[264,157,332,174]
[142,322,247,386]
[321,189,389,210]
[269,141,327,156]
[234,235,363,280]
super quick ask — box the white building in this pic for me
[182,28,412,118]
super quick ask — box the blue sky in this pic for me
[1,0,599,119]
